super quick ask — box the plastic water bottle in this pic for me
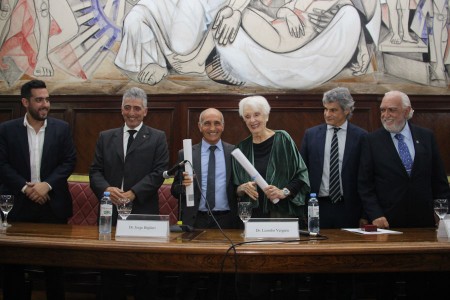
[99,191,112,234]
[308,193,320,234]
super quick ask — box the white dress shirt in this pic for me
[319,121,348,197]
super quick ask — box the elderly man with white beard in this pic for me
[358,90,449,229]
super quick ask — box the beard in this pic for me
[28,107,48,121]
[382,119,406,133]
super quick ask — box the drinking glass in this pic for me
[0,195,14,227]
[434,199,448,224]
[238,202,252,236]
[117,198,133,220]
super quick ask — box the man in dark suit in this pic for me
[170,108,237,300]
[358,90,449,229]
[358,90,450,298]
[89,87,168,300]
[171,108,237,229]
[0,79,76,300]
[300,87,367,228]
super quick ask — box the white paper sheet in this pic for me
[231,148,279,204]
[342,228,403,235]
[183,139,194,207]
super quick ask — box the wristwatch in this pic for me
[282,188,291,197]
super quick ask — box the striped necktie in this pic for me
[329,127,341,203]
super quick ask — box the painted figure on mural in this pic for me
[0,0,447,90]
[0,0,140,85]
[387,0,418,44]
[114,0,381,88]
[377,0,449,85]
[411,0,449,82]
[0,0,77,82]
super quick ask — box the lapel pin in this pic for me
[415,140,419,144]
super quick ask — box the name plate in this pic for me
[115,214,169,239]
[244,218,299,239]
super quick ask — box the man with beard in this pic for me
[358,90,449,229]
[0,79,76,299]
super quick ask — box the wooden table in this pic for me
[1,223,450,274]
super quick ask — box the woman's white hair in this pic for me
[238,95,271,118]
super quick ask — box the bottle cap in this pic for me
[103,191,110,196]
[310,193,317,197]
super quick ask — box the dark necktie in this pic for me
[329,127,341,203]
[206,145,217,210]
[127,130,137,153]
[395,133,413,176]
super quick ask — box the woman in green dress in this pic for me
[233,95,310,227]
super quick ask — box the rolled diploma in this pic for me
[231,149,279,204]
[183,139,194,207]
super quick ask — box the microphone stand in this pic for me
[169,167,193,232]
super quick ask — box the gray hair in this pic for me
[122,87,147,108]
[198,108,224,125]
[384,91,414,119]
[322,87,355,119]
[238,96,271,118]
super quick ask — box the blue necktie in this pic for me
[395,133,413,176]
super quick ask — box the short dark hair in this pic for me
[21,80,47,99]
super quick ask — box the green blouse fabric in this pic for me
[232,130,310,218]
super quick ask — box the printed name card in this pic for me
[244,218,299,239]
[115,215,169,239]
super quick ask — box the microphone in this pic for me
[163,160,188,179]
[299,230,320,237]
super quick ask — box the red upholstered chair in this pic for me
[68,181,99,226]
[67,181,179,226]
[158,184,179,225]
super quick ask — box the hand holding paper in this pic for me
[231,149,279,204]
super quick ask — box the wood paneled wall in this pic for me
[0,94,449,174]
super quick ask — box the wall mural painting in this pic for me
[0,0,448,91]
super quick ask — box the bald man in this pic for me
[171,108,238,229]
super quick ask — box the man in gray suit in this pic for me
[90,87,168,222]
[89,87,168,300]
[171,108,237,229]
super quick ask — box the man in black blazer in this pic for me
[358,91,450,228]
[171,108,237,229]
[0,79,76,300]
[300,87,367,228]
[89,87,168,300]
